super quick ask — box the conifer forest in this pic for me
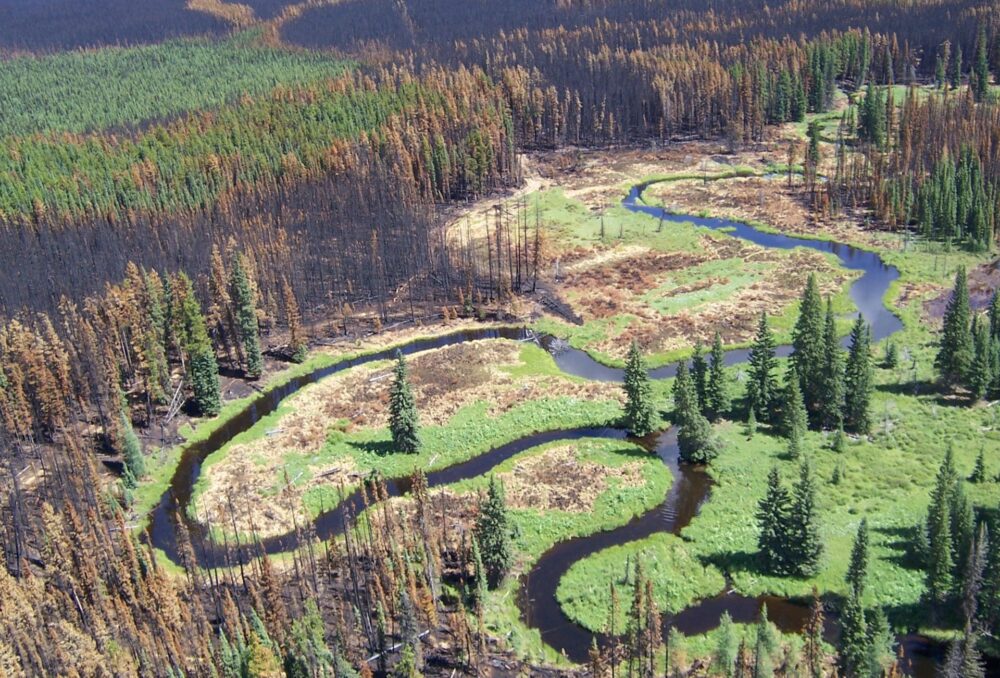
[6,0,1000,676]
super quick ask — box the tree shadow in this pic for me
[875,380,973,408]
[871,523,924,570]
[347,439,397,457]
[698,548,765,579]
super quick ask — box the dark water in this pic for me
[145,182,963,674]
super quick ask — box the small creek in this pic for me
[145,181,961,675]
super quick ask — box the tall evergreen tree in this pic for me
[843,317,873,434]
[804,588,824,678]
[970,315,992,400]
[753,605,777,678]
[389,351,421,454]
[792,274,825,419]
[950,44,964,89]
[972,24,991,102]
[847,518,870,599]
[692,342,708,413]
[746,312,778,422]
[672,361,699,426]
[819,298,845,429]
[936,267,973,388]
[677,408,723,464]
[707,331,731,420]
[714,611,738,678]
[783,365,809,459]
[787,458,823,576]
[229,253,263,380]
[177,273,221,417]
[474,475,512,588]
[624,341,655,436]
[926,447,957,604]
[758,467,791,575]
[839,591,870,678]
[864,607,893,678]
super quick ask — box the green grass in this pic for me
[450,437,673,664]
[557,532,727,633]
[0,31,351,137]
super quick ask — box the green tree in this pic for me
[843,317,873,434]
[970,448,987,483]
[783,366,809,459]
[972,24,991,102]
[746,312,778,422]
[819,298,845,429]
[753,605,778,678]
[284,600,338,678]
[230,253,263,379]
[177,273,221,416]
[839,591,870,678]
[624,341,655,436]
[926,448,957,604]
[474,475,512,587]
[970,315,992,400]
[864,607,893,678]
[672,361,699,425]
[858,83,886,148]
[949,44,963,89]
[804,588,825,678]
[936,266,973,388]
[692,342,708,412]
[792,274,825,419]
[758,467,791,575]
[884,340,899,369]
[847,518,869,598]
[677,408,723,464]
[707,331,731,419]
[714,611,739,677]
[119,412,145,486]
[787,458,823,576]
[389,351,421,454]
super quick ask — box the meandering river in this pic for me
[146,181,958,675]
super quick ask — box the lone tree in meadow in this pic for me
[746,312,778,422]
[389,351,421,454]
[757,466,791,575]
[624,341,655,436]
[936,266,972,389]
[846,517,869,598]
[474,475,512,587]
[707,331,731,419]
[230,253,263,379]
[843,317,873,434]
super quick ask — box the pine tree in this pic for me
[692,342,708,413]
[926,448,957,604]
[865,607,893,678]
[847,518,870,599]
[677,408,723,464]
[745,408,757,439]
[819,298,845,429]
[884,340,899,369]
[672,361,699,426]
[970,315,992,400]
[230,253,263,380]
[389,351,420,454]
[972,24,991,102]
[950,44,963,89]
[783,365,809,459]
[787,458,823,576]
[792,274,825,419]
[936,267,973,388]
[747,312,778,422]
[714,611,738,678]
[623,341,655,436]
[119,411,145,485]
[474,475,512,587]
[839,591,870,678]
[758,467,791,575]
[843,317,873,434]
[176,273,220,417]
[707,331,731,420]
[753,605,777,678]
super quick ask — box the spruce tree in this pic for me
[177,273,221,417]
[389,351,421,454]
[753,605,777,678]
[714,611,738,678]
[839,591,870,678]
[864,607,893,678]
[926,448,957,604]
[783,365,809,459]
[787,458,823,576]
[677,409,722,464]
[230,253,263,380]
[792,274,825,419]
[843,317,873,434]
[847,518,869,598]
[884,340,899,369]
[474,475,512,587]
[950,44,963,89]
[747,312,778,422]
[623,341,655,436]
[119,412,145,485]
[970,448,987,483]
[972,24,991,102]
[691,342,708,413]
[757,467,791,575]
[672,361,699,426]
[936,266,973,388]
[970,315,992,400]
[819,298,845,429]
[707,331,731,420]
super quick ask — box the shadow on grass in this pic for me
[875,380,974,407]
[698,548,764,579]
[347,439,398,457]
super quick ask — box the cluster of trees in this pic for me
[913,446,1000,676]
[936,266,1000,399]
[757,462,823,577]
[746,275,873,455]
